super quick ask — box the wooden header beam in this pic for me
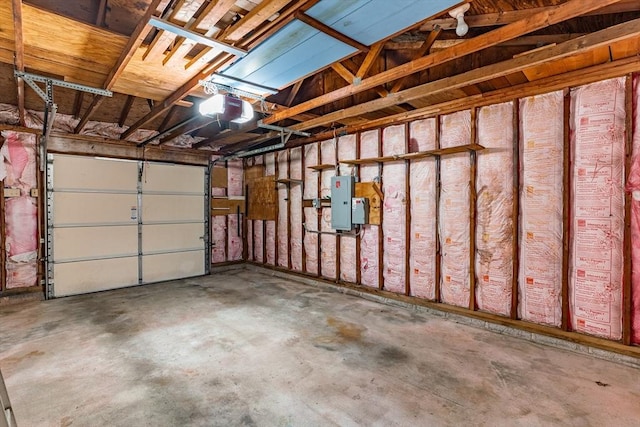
[262,0,627,125]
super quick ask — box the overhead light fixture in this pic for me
[199,94,254,123]
[448,3,470,37]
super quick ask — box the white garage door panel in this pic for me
[142,251,205,283]
[53,193,138,225]
[53,226,138,261]
[48,155,208,297]
[54,257,139,297]
[53,155,138,191]
[141,195,204,222]
[142,223,204,252]
[142,163,205,193]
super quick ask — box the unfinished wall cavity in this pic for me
[359,130,380,288]
[1,131,38,289]
[569,77,626,340]
[409,119,437,300]
[518,91,564,327]
[475,102,515,316]
[630,73,640,345]
[439,110,472,308]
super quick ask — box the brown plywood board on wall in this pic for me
[245,164,266,182]
[247,175,277,220]
[211,197,245,216]
[211,167,228,188]
[355,182,383,225]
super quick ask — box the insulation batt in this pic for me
[277,152,289,267]
[569,77,626,340]
[627,73,640,344]
[439,111,471,308]
[475,102,514,316]
[227,159,243,262]
[289,148,304,272]
[382,125,407,294]
[211,216,227,263]
[338,135,357,283]
[2,132,38,288]
[518,91,564,327]
[359,130,380,288]
[303,143,319,274]
[409,119,437,300]
[320,139,337,279]
[265,153,276,265]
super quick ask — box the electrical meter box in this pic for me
[331,176,354,231]
[352,197,369,225]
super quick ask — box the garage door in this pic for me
[47,155,209,298]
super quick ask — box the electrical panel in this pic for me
[352,197,369,225]
[331,176,354,230]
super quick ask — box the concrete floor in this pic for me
[1,268,639,426]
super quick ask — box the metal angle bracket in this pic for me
[257,120,310,145]
[14,71,113,103]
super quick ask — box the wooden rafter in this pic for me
[12,0,25,126]
[285,80,304,107]
[159,116,217,144]
[72,92,84,119]
[74,0,163,134]
[118,95,136,127]
[96,0,107,26]
[287,17,640,133]
[291,55,640,148]
[163,0,237,66]
[262,0,627,125]
[356,41,384,79]
[143,0,190,62]
[420,0,640,32]
[295,11,369,52]
[390,27,442,93]
[220,0,292,42]
[157,105,180,133]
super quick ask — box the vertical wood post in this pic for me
[623,75,633,345]
[469,108,478,311]
[377,129,384,290]
[405,123,411,296]
[511,101,521,319]
[435,117,442,302]
[562,89,572,331]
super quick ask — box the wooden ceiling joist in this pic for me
[12,0,25,126]
[284,80,304,106]
[143,0,193,62]
[261,0,627,125]
[219,0,293,43]
[159,115,216,144]
[118,95,136,127]
[75,0,163,134]
[390,28,443,94]
[72,92,84,119]
[420,0,640,32]
[288,17,640,132]
[294,54,640,148]
[162,0,237,66]
[295,11,369,52]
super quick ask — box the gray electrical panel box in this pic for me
[331,176,354,231]
[352,197,369,225]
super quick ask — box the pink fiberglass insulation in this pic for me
[628,73,640,344]
[277,151,289,268]
[211,216,227,263]
[320,139,337,279]
[303,143,319,274]
[247,218,254,261]
[439,111,472,308]
[290,147,303,272]
[2,132,38,288]
[359,130,380,288]
[227,214,242,261]
[227,159,243,197]
[475,102,515,316]
[265,153,276,265]
[629,73,640,344]
[338,134,357,283]
[518,91,564,327]
[382,125,407,294]
[254,221,264,263]
[570,77,626,340]
[226,159,243,261]
[409,119,437,300]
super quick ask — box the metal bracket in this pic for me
[14,71,113,102]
